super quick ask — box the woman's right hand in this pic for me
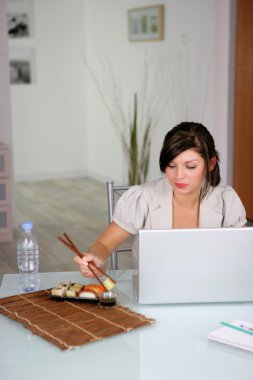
[74,253,106,278]
[74,222,131,278]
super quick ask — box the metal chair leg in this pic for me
[106,181,131,270]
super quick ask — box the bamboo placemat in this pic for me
[0,290,155,351]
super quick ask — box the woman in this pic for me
[75,122,247,277]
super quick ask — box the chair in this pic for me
[106,181,132,270]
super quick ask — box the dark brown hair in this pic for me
[159,121,220,200]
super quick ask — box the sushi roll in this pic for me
[102,277,116,291]
[71,283,83,292]
[51,287,66,297]
[66,289,76,297]
[73,283,83,289]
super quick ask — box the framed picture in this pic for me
[128,4,164,42]
[6,0,33,38]
[9,48,35,84]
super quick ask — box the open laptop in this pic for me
[134,227,253,304]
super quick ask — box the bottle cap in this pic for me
[22,221,33,231]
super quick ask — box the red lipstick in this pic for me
[175,183,188,189]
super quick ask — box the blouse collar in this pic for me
[151,179,223,229]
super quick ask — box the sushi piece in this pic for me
[58,281,71,288]
[103,277,116,291]
[68,285,82,295]
[69,285,78,291]
[79,289,97,299]
[71,283,83,292]
[84,284,105,295]
[73,283,83,289]
[66,289,76,297]
[51,287,66,297]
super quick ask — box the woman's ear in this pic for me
[209,156,217,171]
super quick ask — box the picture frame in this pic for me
[6,0,33,38]
[128,4,164,42]
[9,48,35,84]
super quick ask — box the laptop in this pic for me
[134,227,253,304]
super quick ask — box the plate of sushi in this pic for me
[49,281,105,302]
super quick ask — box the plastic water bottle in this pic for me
[17,221,40,293]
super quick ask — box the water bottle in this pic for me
[17,221,40,293]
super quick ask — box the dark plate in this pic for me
[48,291,98,303]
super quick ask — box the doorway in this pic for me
[233,0,253,220]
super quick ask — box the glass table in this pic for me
[0,270,252,380]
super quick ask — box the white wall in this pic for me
[85,0,232,185]
[10,0,87,181]
[0,0,16,225]
[8,0,233,185]
[0,0,13,149]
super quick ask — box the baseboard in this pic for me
[15,170,89,183]
[14,169,127,185]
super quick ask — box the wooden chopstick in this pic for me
[57,236,84,258]
[63,232,81,255]
[88,261,116,284]
[61,233,115,280]
[57,232,115,284]
[87,264,106,291]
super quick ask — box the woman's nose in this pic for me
[176,166,185,179]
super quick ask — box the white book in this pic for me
[208,320,253,352]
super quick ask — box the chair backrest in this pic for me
[106,181,132,270]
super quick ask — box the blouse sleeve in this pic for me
[112,185,150,234]
[222,187,247,227]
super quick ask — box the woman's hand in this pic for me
[74,253,106,278]
[74,222,131,278]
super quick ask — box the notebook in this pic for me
[208,320,253,352]
[134,227,253,304]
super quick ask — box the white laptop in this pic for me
[134,227,253,304]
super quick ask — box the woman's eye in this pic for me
[186,166,196,170]
[168,164,176,168]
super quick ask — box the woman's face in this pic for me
[165,149,206,197]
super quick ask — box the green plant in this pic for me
[81,52,161,185]
[128,93,152,185]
